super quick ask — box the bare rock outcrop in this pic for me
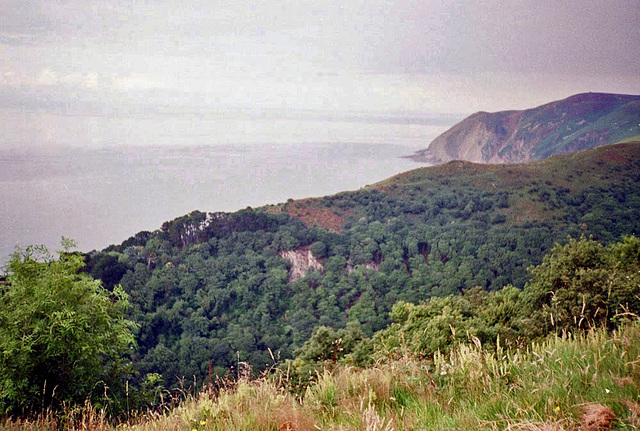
[279,247,324,282]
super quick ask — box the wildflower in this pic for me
[554,406,560,412]
[605,388,610,394]
[201,420,207,425]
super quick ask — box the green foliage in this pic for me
[308,241,328,259]
[610,234,640,270]
[295,322,372,365]
[371,236,640,360]
[374,298,481,357]
[522,235,640,337]
[371,286,526,359]
[0,243,137,415]
[84,142,640,390]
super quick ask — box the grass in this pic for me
[3,322,639,430]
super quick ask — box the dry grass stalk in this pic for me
[0,402,112,431]
[362,404,394,431]
[0,415,58,431]
[622,401,640,428]
[267,397,316,431]
[506,420,566,431]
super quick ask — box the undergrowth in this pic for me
[2,323,639,430]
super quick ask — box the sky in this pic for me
[1,0,639,116]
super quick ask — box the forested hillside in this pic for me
[84,140,640,389]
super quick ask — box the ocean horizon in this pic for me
[1,107,457,261]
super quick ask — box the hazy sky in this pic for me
[1,0,639,115]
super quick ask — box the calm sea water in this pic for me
[1,108,454,261]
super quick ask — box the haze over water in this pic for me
[1,107,453,260]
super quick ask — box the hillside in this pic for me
[79,140,640,389]
[109,322,640,430]
[2,139,640,428]
[408,92,640,164]
[285,139,640,233]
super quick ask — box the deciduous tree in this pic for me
[0,242,136,414]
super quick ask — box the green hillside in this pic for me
[79,140,640,389]
[2,140,640,429]
[103,322,640,430]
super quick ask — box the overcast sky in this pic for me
[1,0,639,115]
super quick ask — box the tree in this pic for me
[295,322,372,365]
[373,297,481,358]
[0,242,137,414]
[521,235,640,338]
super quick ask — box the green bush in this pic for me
[0,242,137,414]
[521,235,640,337]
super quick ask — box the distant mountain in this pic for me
[408,92,640,164]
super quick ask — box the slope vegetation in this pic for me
[5,323,640,430]
[79,140,640,389]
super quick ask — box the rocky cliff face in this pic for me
[409,93,640,164]
[279,247,324,282]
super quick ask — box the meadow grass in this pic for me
[2,323,639,430]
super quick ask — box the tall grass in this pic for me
[3,323,639,430]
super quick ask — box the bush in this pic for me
[521,235,640,337]
[0,242,137,415]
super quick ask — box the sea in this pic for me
[0,107,458,262]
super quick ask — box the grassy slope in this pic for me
[5,323,638,430]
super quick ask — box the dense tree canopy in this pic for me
[522,235,640,337]
[80,143,640,388]
[365,236,640,361]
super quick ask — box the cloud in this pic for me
[35,69,99,89]
[0,0,638,115]
[110,73,164,91]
